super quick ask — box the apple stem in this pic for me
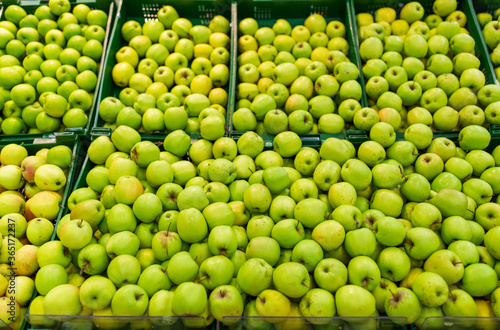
[79,262,87,277]
[389,289,396,298]
[398,165,407,180]
[165,223,172,258]
[466,208,474,213]
[196,275,209,283]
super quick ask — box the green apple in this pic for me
[43,284,81,318]
[385,287,421,325]
[80,275,116,310]
[335,285,376,317]
[272,262,310,298]
[110,284,148,317]
[347,255,381,291]
[442,289,478,320]
[412,272,449,307]
[314,258,347,294]
[424,249,464,285]
[255,289,291,323]
[299,288,335,324]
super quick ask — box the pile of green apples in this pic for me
[0,142,75,328]
[99,6,231,135]
[0,0,108,135]
[356,0,500,132]
[233,14,363,135]
[477,9,500,81]
[17,120,500,328]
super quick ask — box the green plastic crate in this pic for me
[229,0,368,144]
[25,310,211,329]
[94,0,234,139]
[468,0,500,83]
[469,0,500,137]
[218,316,407,329]
[23,130,214,330]
[349,0,495,84]
[0,132,83,222]
[24,314,212,330]
[0,0,116,141]
[411,316,500,329]
[487,123,500,152]
[46,129,411,330]
[349,0,497,116]
[0,132,83,330]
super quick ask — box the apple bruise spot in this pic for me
[388,289,404,307]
